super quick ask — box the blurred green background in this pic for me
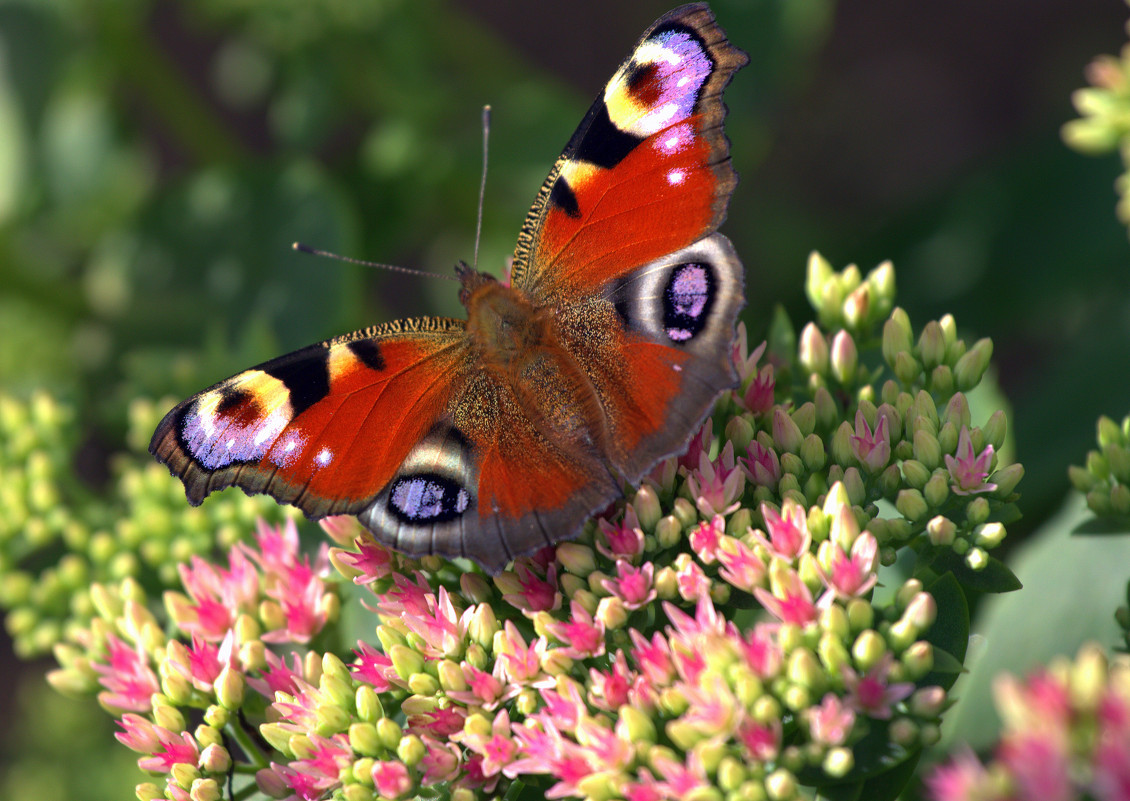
[1,0,1128,796]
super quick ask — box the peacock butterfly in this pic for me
[150,4,749,573]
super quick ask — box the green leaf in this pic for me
[1072,516,1130,536]
[927,550,1022,593]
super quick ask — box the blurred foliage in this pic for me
[0,0,1128,798]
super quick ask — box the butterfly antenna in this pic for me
[291,242,458,282]
[473,105,491,270]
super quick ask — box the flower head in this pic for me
[945,427,997,495]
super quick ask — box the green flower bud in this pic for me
[376,625,406,653]
[355,685,384,724]
[779,452,805,477]
[717,756,747,791]
[376,717,402,751]
[842,467,866,506]
[887,618,917,652]
[460,573,493,604]
[1107,443,1130,484]
[555,542,596,576]
[799,323,829,376]
[673,497,698,528]
[1112,484,1130,515]
[843,283,871,330]
[928,365,954,397]
[918,321,946,370]
[852,629,886,670]
[618,706,657,743]
[923,471,949,508]
[799,433,826,473]
[765,768,798,801]
[655,515,682,549]
[954,338,993,390]
[170,763,201,790]
[408,672,439,696]
[349,723,382,757]
[259,722,294,755]
[806,252,835,311]
[830,331,858,385]
[787,648,824,690]
[468,603,499,648]
[190,777,222,801]
[965,547,988,571]
[900,459,930,490]
[823,746,854,778]
[926,516,956,547]
[814,386,838,431]
[902,641,934,678]
[894,350,921,385]
[577,772,623,801]
[993,462,1024,497]
[633,485,663,531]
[830,421,854,465]
[1098,415,1124,448]
[596,596,629,630]
[389,644,424,681]
[913,429,941,471]
[817,631,850,674]
[783,683,811,711]
[773,408,804,453]
[1088,449,1111,480]
[973,522,1006,548]
[966,496,990,525]
[910,686,947,718]
[315,703,351,736]
[792,402,817,437]
[896,489,928,522]
[216,666,245,710]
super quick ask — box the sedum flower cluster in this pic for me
[0,391,293,658]
[1063,0,1130,231]
[926,643,1130,801]
[1069,413,1130,520]
[9,254,1026,801]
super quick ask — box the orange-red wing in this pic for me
[150,318,468,517]
[510,4,747,302]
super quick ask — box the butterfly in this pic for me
[150,3,749,574]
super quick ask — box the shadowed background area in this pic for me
[0,0,1127,795]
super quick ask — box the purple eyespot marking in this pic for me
[389,474,472,525]
[180,397,288,470]
[632,30,712,135]
[663,262,715,343]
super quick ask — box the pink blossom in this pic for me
[740,624,783,679]
[93,634,160,713]
[459,709,519,778]
[651,750,710,799]
[121,720,199,773]
[336,535,396,583]
[925,747,993,801]
[850,409,891,472]
[399,585,471,659]
[547,600,606,659]
[754,570,818,627]
[602,560,656,610]
[408,705,466,738]
[999,734,1072,801]
[588,650,634,712]
[447,663,506,709]
[500,561,560,613]
[675,557,711,602]
[679,671,741,737]
[494,621,553,688]
[629,629,676,686]
[175,548,258,641]
[754,499,812,561]
[574,715,635,771]
[371,760,413,799]
[744,440,781,488]
[688,515,725,564]
[807,693,855,746]
[677,418,715,471]
[945,427,997,495]
[818,532,879,602]
[597,508,645,560]
[731,330,767,383]
[685,441,745,517]
[717,537,767,593]
[736,718,781,761]
[350,641,399,692]
[283,733,353,798]
[418,735,462,784]
[843,655,915,719]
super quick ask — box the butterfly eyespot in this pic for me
[662,261,715,343]
[387,473,473,524]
